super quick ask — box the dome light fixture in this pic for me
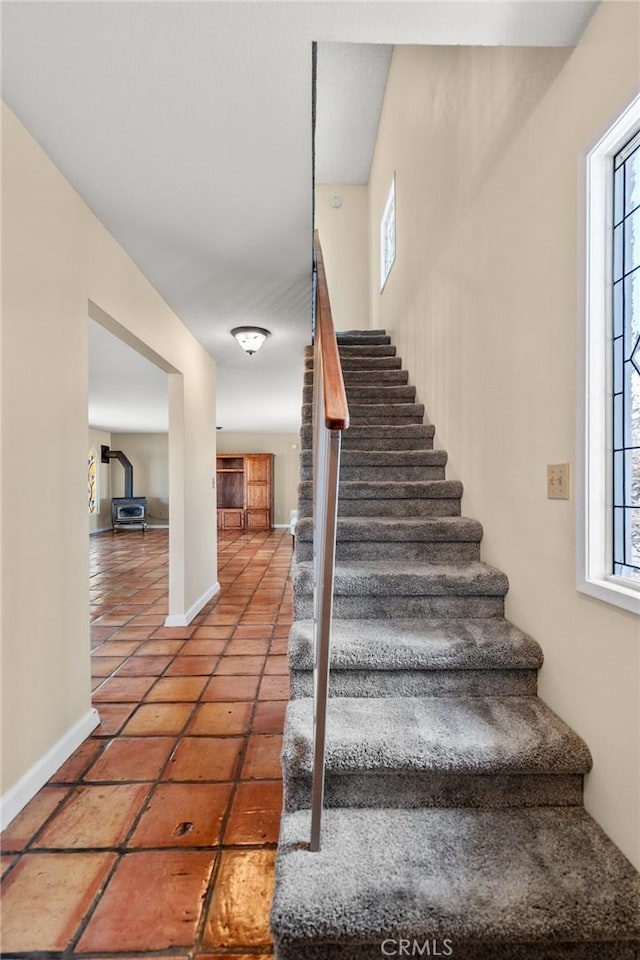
[231,326,271,357]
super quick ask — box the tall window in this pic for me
[380,175,396,291]
[581,95,640,614]
[613,132,640,583]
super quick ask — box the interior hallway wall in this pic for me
[315,184,369,330]
[366,3,640,866]
[1,103,217,822]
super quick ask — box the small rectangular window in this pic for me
[612,133,640,585]
[380,175,396,291]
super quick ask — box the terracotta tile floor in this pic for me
[1,528,293,958]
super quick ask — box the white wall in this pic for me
[216,432,300,526]
[315,184,369,330]
[89,427,112,532]
[1,103,217,817]
[111,433,169,525]
[366,4,640,866]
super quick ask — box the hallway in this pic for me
[1,528,293,956]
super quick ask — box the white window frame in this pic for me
[380,175,396,291]
[578,92,640,615]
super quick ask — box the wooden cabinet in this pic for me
[216,454,274,531]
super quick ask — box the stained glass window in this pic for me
[613,129,640,583]
[88,449,98,515]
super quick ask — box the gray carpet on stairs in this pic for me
[298,479,463,500]
[272,807,640,959]
[294,516,483,561]
[294,560,509,597]
[273,329,640,959]
[289,618,541,670]
[290,665,539,698]
[282,695,592,776]
[300,422,436,451]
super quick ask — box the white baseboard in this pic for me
[89,526,112,536]
[165,581,220,627]
[273,524,292,529]
[0,707,100,830]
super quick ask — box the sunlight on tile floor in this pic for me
[1,528,293,957]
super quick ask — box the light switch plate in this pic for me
[547,463,570,500]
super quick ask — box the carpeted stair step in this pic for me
[293,560,508,619]
[301,402,425,425]
[299,449,446,484]
[288,617,541,697]
[336,330,391,345]
[271,805,640,960]
[300,423,435,451]
[282,695,592,810]
[294,515,481,562]
[305,354,403,371]
[303,369,409,386]
[337,344,397,358]
[302,384,417,405]
[298,479,462,519]
[304,346,402,371]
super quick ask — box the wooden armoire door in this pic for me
[244,454,273,530]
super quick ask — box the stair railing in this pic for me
[310,231,350,851]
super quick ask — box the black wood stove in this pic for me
[101,445,148,532]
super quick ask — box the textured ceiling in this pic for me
[316,42,393,185]
[1,1,598,433]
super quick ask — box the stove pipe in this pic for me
[101,445,134,499]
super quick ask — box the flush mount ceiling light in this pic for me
[231,326,271,356]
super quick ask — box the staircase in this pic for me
[271,330,640,960]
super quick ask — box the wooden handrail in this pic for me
[314,231,350,431]
[309,230,349,851]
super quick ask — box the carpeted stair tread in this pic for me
[336,332,391,345]
[271,806,640,954]
[300,422,435,451]
[299,479,461,500]
[336,327,391,340]
[303,384,417,403]
[304,369,409,385]
[288,618,542,671]
[294,560,507,597]
[295,516,479,544]
[299,450,449,483]
[298,499,463,521]
[307,356,403,371]
[337,344,397,357]
[347,391,417,406]
[344,385,415,400]
[300,450,447,469]
[302,402,425,423]
[282,696,592,777]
